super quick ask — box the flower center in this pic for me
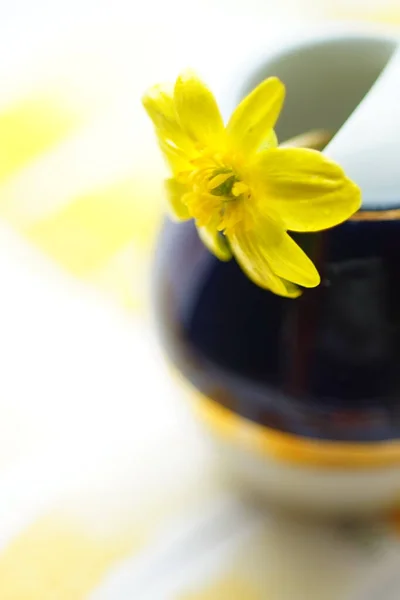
[207,168,250,232]
[183,153,251,232]
[206,167,250,201]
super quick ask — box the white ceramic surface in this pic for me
[210,434,400,516]
[233,29,399,209]
[327,44,400,209]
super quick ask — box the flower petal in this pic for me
[174,70,225,147]
[229,217,306,298]
[259,129,278,151]
[197,220,232,261]
[231,212,320,288]
[262,230,320,288]
[232,181,249,197]
[157,135,193,176]
[184,191,221,227]
[255,148,361,232]
[207,172,233,191]
[164,179,191,221]
[142,84,194,154]
[227,77,285,155]
[142,83,175,129]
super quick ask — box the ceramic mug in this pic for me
[153,29,400,515]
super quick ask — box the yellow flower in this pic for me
[143,71,361,298]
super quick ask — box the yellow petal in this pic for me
[231,212,320,289]
[219,197,247,232]
[197,220,232,261]
[207,172,233,191]
[259,129,278,151]
[229,218,303,298]
[164,179,191,221]
[143,84,195,155]
[261,229,320,288]
[174,70,225,147]
[184,191,221,227]
[157,135,193,176]
[227,77,285,156]
[142,83,176,129]
[255,148,361,232]
[232,181,249,197]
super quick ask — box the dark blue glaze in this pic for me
[153,216,400,441]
